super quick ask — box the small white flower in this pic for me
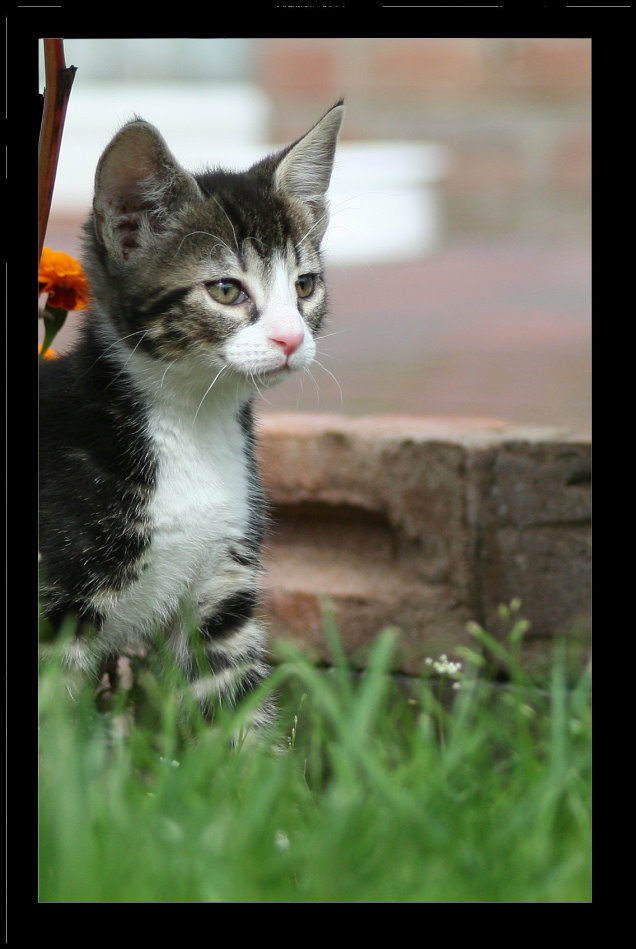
[425,653,463,679]
[274,830,290,851]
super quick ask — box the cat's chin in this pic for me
[227,359,304,385]
[206,362,292,397]
[250,365,294,388]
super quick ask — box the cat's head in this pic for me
[83,101,344,398]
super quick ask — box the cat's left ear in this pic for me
[93,119,203,262]
[273,100,344,239]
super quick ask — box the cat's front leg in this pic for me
[168,591,277,737]
[38,584,105,702]
[39,633,100,703]
[198,614,276,734]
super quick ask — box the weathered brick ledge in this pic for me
[256,414,591,676]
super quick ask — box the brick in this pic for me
[477,439,591,672]
[259,39,340,99]
[446,143,527,193]
[553,129,592,191]
[368,38,485,96]
[488,442,591,529]
[506,39,591,97]
[257,414,590,676]
[479,524,591,676]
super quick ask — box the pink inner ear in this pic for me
[96,124,172,221]
[114,211,146,258]
[100,159,157,210]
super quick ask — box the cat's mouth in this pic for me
[255,354,302,378]
[224,345,313,384]
[256,364,292,380]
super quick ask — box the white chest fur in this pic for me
[100,396,251,649]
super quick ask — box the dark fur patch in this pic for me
[39,339,156,618]
[201,591,258,640]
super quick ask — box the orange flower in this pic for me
[38,343,59,359]
[39,247,90,311]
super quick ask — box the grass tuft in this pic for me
[39,609,591,903]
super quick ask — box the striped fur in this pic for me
[39,102,344,730]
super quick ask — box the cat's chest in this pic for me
[100,403,251,640]
[149,409,248,548]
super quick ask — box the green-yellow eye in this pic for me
[206,279,246,305]
[295,274,316,299]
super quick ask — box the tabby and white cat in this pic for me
[39,101,344,730]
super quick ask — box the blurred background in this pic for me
[41,37,591,436]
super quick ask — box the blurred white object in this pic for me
[50,83,448,265]
[324,141,449,264]
[50,82,271,207]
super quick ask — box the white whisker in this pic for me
[78,329,149,378]
[174,229,234,260]
[312,358,344,407]
[296,210,330,249]
[314,329,348,339]
[192,365,229,424]
[294,368,305,409]
[159,359,176,393]
[314,328,349,343]
[208,194,239,253]
[104,330,150,390]
[302,366,321,407]
[249,371,275,407]
[241,236,269,256]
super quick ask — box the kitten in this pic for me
[39,101,344,730]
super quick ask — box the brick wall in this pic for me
[257,38,591,240]
[257,414,591,679]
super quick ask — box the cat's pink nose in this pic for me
[270,330,304,357]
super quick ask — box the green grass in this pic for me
[38,609,591,903]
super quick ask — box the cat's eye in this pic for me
[206,279,247,305]
[295,274,317,299]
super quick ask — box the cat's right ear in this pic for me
[93,120,202,261]
[273,100,344,239]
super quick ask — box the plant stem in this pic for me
[40,306,68,358]
[38,39,77,261]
